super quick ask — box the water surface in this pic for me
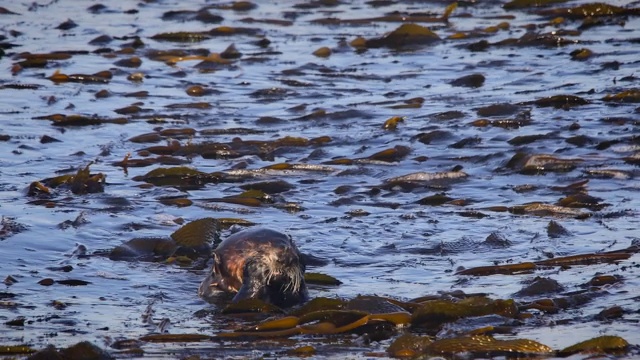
[1,0,639,358]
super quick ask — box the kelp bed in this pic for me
[1,0,640,359]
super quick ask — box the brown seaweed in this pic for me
[537,3,640,19]
[28,163,105,195]
[458,246,637,277]
[427,335,553,356]
[365,24,440,49]
[558,335,629,356]
[48,69,112,83]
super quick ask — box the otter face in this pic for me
[197,253,242,301]
[198,228,308,308]
[234,249,308,308]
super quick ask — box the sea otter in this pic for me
[198,227,308,308]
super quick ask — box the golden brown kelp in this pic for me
[218,309,387,338]
[28,163,105,196]
[411,297,518,328]
[603,89,640,103]
[387,333,434,357]
[48,70,112,83]
[365,24,440,49]
[0,345,36,355]
[324,145,410,165]
[536,3,640,19]
[203,191,268,207]
[131,166,220,188]
[304,272,342,286]
[558,335,629,356]
[151,31,211,42]
[426,335,553,357]
[381,116,404,130]
[109,218,218,261]
[458,246,638,277]
[503,0,570,10]
[535,252,631,266]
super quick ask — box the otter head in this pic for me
[235,247,308,308]
[197,252,241,302]
[198,231,308,308]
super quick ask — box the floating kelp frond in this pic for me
[304,272,342,286]
[365,23,440,49]
[535,252,631,266]
[220,308,399,338]
[0,345,36,355]
[531,94,590,108]
[132,166,220,188]
[426,335,553,357]
[289,297,346,317]
[382,116,404,130]
[536,3,640,19]
[325,145,411,165]
[503,0,570,10]
[385,171,468,183]
[33,114,127,127]
[109,237,177,261]
[603,89,640,103]
[387,333,434,357]
[312,2,456,25]
[411,297,518,327]
[559,335,629,356]
[458,246,638,277]
[112,154,189,168]
[48,69,112,83]
[222,298,284,314]
[151,31,211,42]
[509,202,590,218]
[170,217,219,247]
[139,334,211,342]
[456,262,537,276]
[28,163,105,195]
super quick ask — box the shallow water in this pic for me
[1,0,640,358]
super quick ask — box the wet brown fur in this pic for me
[198,227,308,307]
